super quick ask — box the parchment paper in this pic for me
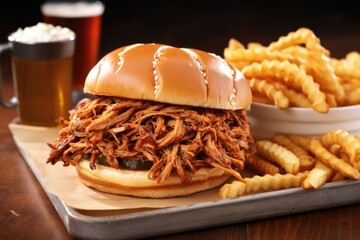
[8,122,226,211]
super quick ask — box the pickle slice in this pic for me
[82,153,153,170]
[118,159,153,170]
[82,153,109,166]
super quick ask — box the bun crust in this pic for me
[76,160,231,198]
[84,43,252,110]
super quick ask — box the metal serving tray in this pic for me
[16,138,360,240]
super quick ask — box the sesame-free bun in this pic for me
[84,43,252,110]
[76,160,231,198]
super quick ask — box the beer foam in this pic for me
[41,1,105,18]
[9,22,75,43]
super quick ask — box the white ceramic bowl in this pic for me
[247,102,360,140]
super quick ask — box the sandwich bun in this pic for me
[84,43,252,110]
[76,160,231,198]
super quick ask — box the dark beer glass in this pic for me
[41,1,104,90]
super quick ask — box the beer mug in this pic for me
[41,0,105,92]
[0,23,75,126]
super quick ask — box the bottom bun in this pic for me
[76,160,231,198]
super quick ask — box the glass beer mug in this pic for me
[0,23,75,126]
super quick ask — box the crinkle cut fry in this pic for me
[255,140,300,174]
[280,46,309,64]
[219,172,307,199]
[331,58,360,80]
[309,139,360,179]
[342,81,360,106]
[271,81,312,108]
[346,51,360,68]
[249,78,289,109]
[252,94,273,105]
[272,134,315,171]
[307,46,345,103]
[245,152,280,176]
[320,129,360,171]
[224,47,304,66]
[268,27,344,102]
[242,59,329,113]
[287,134,314,151]
[227,38,245,50]
[302,160,334,190]
[331,171,347,182]
[268,27,327,55]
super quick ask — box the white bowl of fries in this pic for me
[247,102,360,140]
[223,27,360,140]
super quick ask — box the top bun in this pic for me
[84,43,252,110]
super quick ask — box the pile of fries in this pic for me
[224,27,360,113]
[219,129,360,199]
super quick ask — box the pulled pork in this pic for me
[47,96,253,183]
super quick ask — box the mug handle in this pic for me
[0,42,17,108]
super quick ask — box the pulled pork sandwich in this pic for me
[47,43,253,198]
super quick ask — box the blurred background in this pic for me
[0,1,359,60]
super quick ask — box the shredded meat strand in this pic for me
[47,96,253,183]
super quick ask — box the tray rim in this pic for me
[48,179,360,239]
[12,126,360,239]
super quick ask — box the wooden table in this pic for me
[1,74,360,240]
